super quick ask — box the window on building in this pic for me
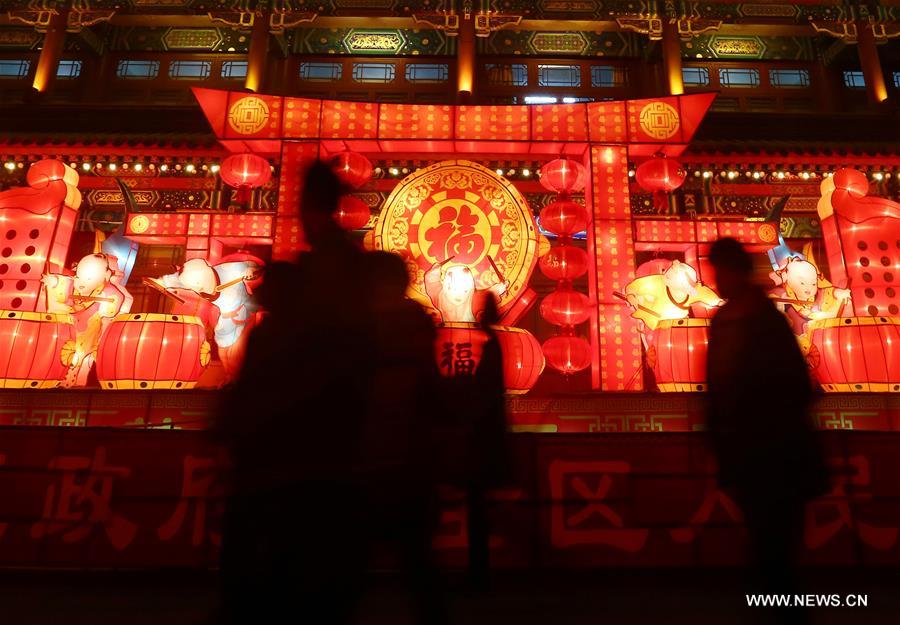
[116,60,160,79]
[56,60,83,79]
[405,63,449,83]
[894,72,900,88]
[769,68,810,88]
[351,62,395,83]
[538,64,581,88]
[301,62,343,82]
[843,70,865,88]
[681,67,709,87]
[485,63,528,86]
[522,95,594,104]
[168,60,211,80]
[718,67,760,88]
[0,60,30,78]
[221,61,248,79]
[590,65,627,88]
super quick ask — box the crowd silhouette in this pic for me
[215,162,830,625]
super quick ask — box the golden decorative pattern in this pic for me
[128,215,150,234]
[638,101,680,140]
[227,96,271,135]
[757,223,778,243]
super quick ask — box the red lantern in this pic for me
[539,245,589,281]
[540,287,591,326]
[0,311,75,388]
[540,200,588,237]
[330,151,373,189]
[807,317,900,392]
[96,313,210,390]
[539,158,586,195]
[336,195,370,230]
[219,153,271,204]
[648,318,709,392]
[542,335,592,374]
[635,156,686,211]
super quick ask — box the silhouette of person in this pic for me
[216,160,374,625]
[705,237,828,624]
[362,250,447,625]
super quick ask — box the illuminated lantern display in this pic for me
[539,287,591,326]
[435,323,544,394]
[539,158,587,195]
[336,195,371,231]
[635,155,686,211]
[219,153,271,203]
[807,317,900,392]
[330,150,373,189]
[539,200,589,238]
[539,245,589,281]
[0,311,75,388]
[95,313,211,389]
[542,334,592,375]
[647,318,709,392]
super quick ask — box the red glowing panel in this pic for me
[187,214,211,236]
[650,318,709,392]
[530,104,588,143]
[586,101,627,143]
[378,104,453,140]
[634,220,697,243]
[597,303,643,391]
[283,97,323,138]
[593,219,636,303]
[223,92,283,140]
[272,216,302,260]
[696,221,719,243]
[455,105,530,142]
[212,214,274,238]
[590,145,630,219]
[272,142,320,259]
[125,213,189,237]
[626,97,684,144]
[808,318,900,392]
[320,101,378,139]
[715,221,777,245]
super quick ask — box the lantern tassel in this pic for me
[653,190,667,212]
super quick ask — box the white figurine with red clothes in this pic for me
[424,259,507,323]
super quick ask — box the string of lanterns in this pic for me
[330,150,374,230]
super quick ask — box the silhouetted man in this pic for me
[706,237,828,625]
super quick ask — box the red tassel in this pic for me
[653,190,667,212]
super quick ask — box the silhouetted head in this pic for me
[299,160,345,249]
[709,237,753,300]
[367,251,409,306]
[479,293,500,328]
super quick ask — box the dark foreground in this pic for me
[2,568,899,625]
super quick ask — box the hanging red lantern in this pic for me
[539,158,587,195]
[330,151,373,189]
[635,155,686,211]
[539,245,589,281]
[540,200,588,237]
[540,286,591,326]
[335,195,371,230]
[542,335,592,374]
[219,153,272,204]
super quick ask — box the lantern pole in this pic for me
[456,0,476,103]
[31,7,68,94]
[660,16,684,96]
[244,10,270,93]
[856,19,889,104]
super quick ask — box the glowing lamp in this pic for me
[330,151,373,189]
[648,318,709,392]
[635,156,686,211]
[542,335,591,374]
[539,245,589,281]
[336,195,371,231]
[540,200,589,237]
[807,317,900,392]
[540,287,591,326]
[0,311,75,389]
[539,158,587,195]
[219,153,271,203]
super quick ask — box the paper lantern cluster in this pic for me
[330,151,373,231]
[537,159,591,374]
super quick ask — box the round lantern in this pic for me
[542,335,592,374]
[434,323,545,394]
[540,200,588,237]
[330,151,373,189]
[96,313,210,390]
[539,245,589,281]
[648,318,709,392]
[539,158,587,195]
[0,310,75,389]
[336,195,370,230]
[219,153,271,202]
[807,316,900,392]
[635,156,686,211]
[540,287,591,326]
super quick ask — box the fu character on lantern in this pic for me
[424,260,507,323]
[42,253,132,387]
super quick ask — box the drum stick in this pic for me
[613,291,661,318]
[439,255,457,267]
[142,278,186,304]
[487,255,505,282]
[72,295,116,304]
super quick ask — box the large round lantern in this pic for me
[542,335,591,374]
[648,318,709,392]
[336,195,370,230]
[435,323,544,394]
[539,200,588,237]
[540,158,587,195]
[330,151,373,189]
[807,317,900,392]
[96,313,210,390]
[540,287,591,326]
[0,311,75,388]
[539,245,589,281]
[219,153,271,202]
[635,156,686,211]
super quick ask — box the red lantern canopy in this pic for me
[336,195,371,230]
[539,200,588,237]
[539,245,589,281]
[540,287,591,326]
[539,158,587,195]
[330,151,373,189]
[542,335,592,374]
[635,155,686,211]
